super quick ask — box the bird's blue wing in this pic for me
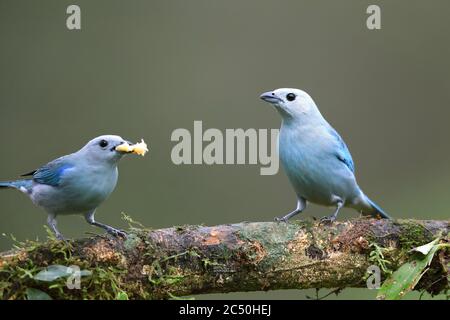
[28,157,74,187]
[328,127,355,173]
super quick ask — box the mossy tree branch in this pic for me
[0,218,449,299]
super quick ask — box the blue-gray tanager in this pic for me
[260,88,391,222]
[0,135,148,239]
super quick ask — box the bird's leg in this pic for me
[320,201,343,224]
[84,210,127,238]
[275,198,306,222]
[47,213,65,241]
[275,208,300,222]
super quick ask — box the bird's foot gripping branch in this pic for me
[0,218,448,300]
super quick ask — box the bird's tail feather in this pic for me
[365,196,391,219]
[0,179,32,191]
[0,181,14,188]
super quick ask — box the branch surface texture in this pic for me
[0,218,448,299]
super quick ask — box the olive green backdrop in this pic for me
[1,0,449,299]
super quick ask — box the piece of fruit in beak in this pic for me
[115,139,149,156]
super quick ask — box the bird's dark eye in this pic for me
[286,93,296,101]
[99,140,109,148]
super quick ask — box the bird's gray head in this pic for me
[260,88,320,120]
[79,135,132,165]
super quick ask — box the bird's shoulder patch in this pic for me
[336,151,355,173]
[30,157,74,187]
[327,127,355,173]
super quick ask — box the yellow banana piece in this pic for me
[115,139,148,156]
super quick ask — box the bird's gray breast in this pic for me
[31,165,118,215]
[279,124,359,206]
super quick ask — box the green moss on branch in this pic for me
[0,218,448,299]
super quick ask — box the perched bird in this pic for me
[0,135,148,239]
[260,88,390,222]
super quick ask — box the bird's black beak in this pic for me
[260,91,283,104]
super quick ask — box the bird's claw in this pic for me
[55,234,73,246]
[56,234,66,241]
[106,227,127,239]
[274,216,288,223]
[319,215,336,225]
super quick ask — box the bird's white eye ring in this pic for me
[286,93,296,101]
[99,140,109,148]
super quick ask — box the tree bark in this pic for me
[0,218,448,299]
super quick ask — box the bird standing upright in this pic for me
[0,135,148,239]
[260,88,390,222]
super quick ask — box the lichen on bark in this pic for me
[0,218,448,300]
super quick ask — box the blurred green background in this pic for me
[1,0,449,299]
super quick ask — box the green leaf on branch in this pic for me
[34,264,92,282]
[26,288,52,300]
[116,291,129,300]
[377,238,449,300]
